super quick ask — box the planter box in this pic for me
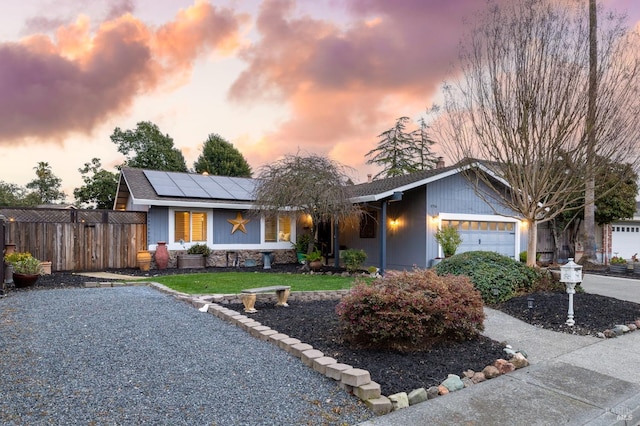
[609,263,628,274]
[177,254,206,269]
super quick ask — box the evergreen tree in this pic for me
[411,118,439,171]
[193,134,252,177]
[365,117,417,180]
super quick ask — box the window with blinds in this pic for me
[175,211,207,242]
[265,214,292,242]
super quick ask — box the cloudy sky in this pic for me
[2,0,639,200]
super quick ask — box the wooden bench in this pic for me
[240,285,291,313]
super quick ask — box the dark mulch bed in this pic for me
[494,291,640,336]
[229,299,505,395]
[5,265,640,396]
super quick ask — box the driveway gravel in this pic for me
[0,286,374,425]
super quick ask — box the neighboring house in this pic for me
[340,163,528,271]
[115,164,529,270]
[606,201,640,261]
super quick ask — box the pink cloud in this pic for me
[0,1,246,145]
[230,0,510,177]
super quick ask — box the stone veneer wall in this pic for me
[149,249,297,269]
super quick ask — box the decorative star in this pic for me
[227,212,250,234]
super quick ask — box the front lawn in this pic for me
[151,272,360,294]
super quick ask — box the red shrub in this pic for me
[335,269,485,352]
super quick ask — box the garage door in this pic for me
[611,222,640,259]
[441,219,516,258]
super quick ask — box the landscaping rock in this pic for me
[462,369,475,379]
[462,377,474,388]
[441,374,464,392]
[510,352,529,369]
[503,347,517,357]
[517,349,528,358]
[471,372,486,384]
[635,319,640,328]
[426,386,440,399]
[388,392,409,411]
[437,385,449,395]
[627,323,637,331]
[408,388,428,405]
[482,365,500,379]
[603,329,617,338]
[494,359,515,374]
[613,324,629,336]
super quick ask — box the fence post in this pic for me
[0,215,5,296]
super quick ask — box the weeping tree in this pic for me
[436,0,640,266]
[252,153,361,254]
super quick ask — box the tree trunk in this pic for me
[582,0,598,263]
[527,221,537,267]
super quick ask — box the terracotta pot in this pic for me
[309,260,322,271]
[137,250,152,271]
[4,243,16,255]
[13,273,39,288]
[155,242,169,270]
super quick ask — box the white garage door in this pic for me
[611,222,640,259]
[442,219,517,258]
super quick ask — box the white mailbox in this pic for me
[559,258,582,326]
[560,258,582,284]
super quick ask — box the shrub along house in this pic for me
[115,162,528,271]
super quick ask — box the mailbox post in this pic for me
[560,258,582,326]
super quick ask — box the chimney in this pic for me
[436,157,445,169]
[367,174,372,183]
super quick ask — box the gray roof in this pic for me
[348,164,462,201]
[115,165,466,210]
[115,168,258,210]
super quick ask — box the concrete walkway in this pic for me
[359,274,640,426]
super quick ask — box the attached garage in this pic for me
[440,214,522,259]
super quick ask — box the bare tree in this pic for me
[252,153,360,254]
[435,0,640,266]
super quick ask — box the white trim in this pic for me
[133,198,257,209]
[351,162,509,203]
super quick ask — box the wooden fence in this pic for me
[1,208,147,272]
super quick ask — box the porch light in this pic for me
[560,258,582,326]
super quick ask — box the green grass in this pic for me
[150,272,360,294]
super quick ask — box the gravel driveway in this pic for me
[0,286,374,425]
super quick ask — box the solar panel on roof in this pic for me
[170,174,210,198]
[145,170,255,200]
[144,170,185,197]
